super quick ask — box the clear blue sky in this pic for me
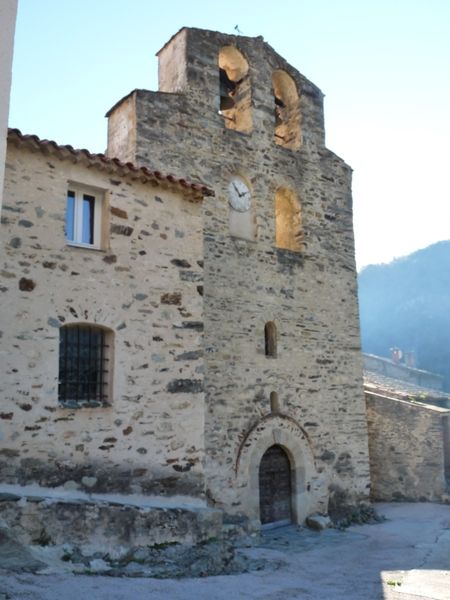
[9,0,450,269]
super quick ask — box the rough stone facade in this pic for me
[0,494,222,552]
[107,28,370,523]
[0,27,371,542]
[366,391,450,502]
[0,132,208,504]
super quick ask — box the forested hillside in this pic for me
[358,241,450,389]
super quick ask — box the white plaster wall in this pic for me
[0,0,17,212]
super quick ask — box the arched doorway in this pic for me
[259,445,292,525]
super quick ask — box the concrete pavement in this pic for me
[1,502,449,599]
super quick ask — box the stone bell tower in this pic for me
[107,27,370,527]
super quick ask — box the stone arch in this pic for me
[219,46,252,133]
[275,186,304,252]
[235,414,316,524]
[272,69,301,149]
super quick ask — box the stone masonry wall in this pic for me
[364,353,444,391]
[1,496,222,552]
[107,28,370,523]
[0,142,206,500]
[366,391,450,501]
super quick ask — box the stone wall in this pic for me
[0,140,206,502]
[0,494,222,552]
[108,28,370,523]
[366,391,450,501]
[364,353,444,391]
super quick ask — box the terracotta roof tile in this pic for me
[7,128,214,199]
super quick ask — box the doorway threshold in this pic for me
[261,519,291,531]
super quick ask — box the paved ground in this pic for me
[1,502,449,599]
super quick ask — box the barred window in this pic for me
[58,324,112,407]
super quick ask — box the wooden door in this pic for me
[259,445,292,525]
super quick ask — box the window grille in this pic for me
[58,325,109,406]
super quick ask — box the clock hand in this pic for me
[232,182,242,197]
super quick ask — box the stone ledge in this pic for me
[0,496,222,553]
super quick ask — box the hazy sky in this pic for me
[8,0,450,269]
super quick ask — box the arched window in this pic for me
[265,321,277,357]
[219,46,252,133]
[275,187,304,252]
[272,70,301,150]
[270,391,280,413]
[58,324,113,407]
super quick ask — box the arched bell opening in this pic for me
[275,187,304,252]
[272,69,301,150]
[218,46,252,133]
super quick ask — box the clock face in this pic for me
[228,178,251,212]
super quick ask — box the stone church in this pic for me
[0,28,371,544]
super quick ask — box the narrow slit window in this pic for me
[265,321,277,358]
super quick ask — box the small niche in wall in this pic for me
[270,391,280,413]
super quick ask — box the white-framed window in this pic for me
[66,186,102,249]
